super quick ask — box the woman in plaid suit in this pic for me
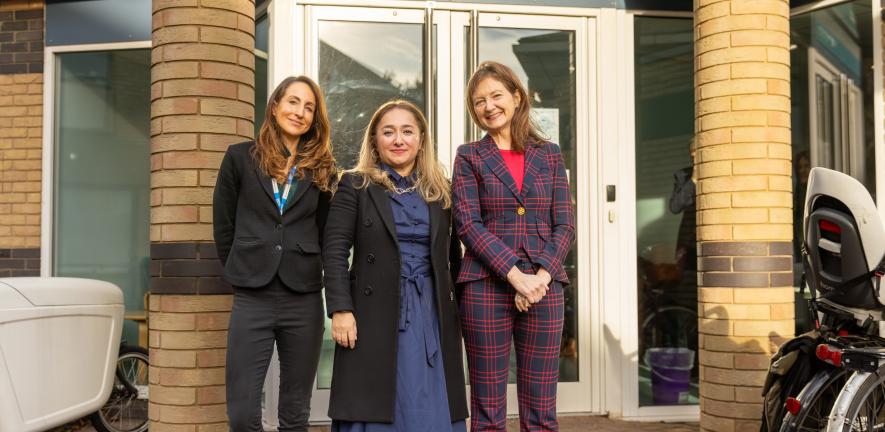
[452,61,575,431]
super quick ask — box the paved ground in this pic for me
[55,416,699,431]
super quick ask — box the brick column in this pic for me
[149,0,254,429]
[0,0,43,275]
[694,1,793,431]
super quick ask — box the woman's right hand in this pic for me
[507,267,548,304]
[331,311,357,349]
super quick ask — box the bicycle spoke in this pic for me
[97,351,150,432]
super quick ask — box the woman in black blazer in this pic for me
[323,100,468,431]
[213,75,336,432]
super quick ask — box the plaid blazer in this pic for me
[452,135,575,284]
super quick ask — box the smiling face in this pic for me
[471,77,521,135]
[374,108,422,177]
[272,81,316,142]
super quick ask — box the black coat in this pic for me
[323,172,468,423]
[213,141,332,290]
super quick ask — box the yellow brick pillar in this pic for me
[149,0,255,429]
[694,1,793,431]
[0,0,44,276]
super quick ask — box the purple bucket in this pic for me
[644,348,695,405]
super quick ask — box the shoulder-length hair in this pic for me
[252,75,336,192]
[346,100,451,209]
[466,61,545,153]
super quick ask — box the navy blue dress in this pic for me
[333,166,466,432]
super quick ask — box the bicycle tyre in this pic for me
[779,367,848,432]
[826,363,885,432]
[640,305,699,358]
[89,345,150,432]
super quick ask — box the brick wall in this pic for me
[0,1,42,74]
[0,0,42,267]
[149,0,255,428]
[693,1,793,431]
[148,294,230,424]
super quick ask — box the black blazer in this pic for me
[323,172,468,423]
[213,141,332,291]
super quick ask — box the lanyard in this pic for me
[271,166,297,215]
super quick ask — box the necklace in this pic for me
[392,183,418,195]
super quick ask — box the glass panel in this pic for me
[318,21,426,170]
[478,26,579,383]
[316,21,426,389]
[255,55,268,138]
[254,13,269,138]
[633,17,698,406]
[815,75,835,168]
[791,0,875,334]
[256,14,270,53]
[54,50,151,344]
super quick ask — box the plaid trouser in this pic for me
[459,266,564,432]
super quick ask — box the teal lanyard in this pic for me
[271,166,297,215]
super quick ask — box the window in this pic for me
[53,49,151,342]
[634,16,698,407]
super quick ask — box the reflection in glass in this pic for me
[633,17,698,406]
[254,14,269,139]
[815,76,835,168]
[319,21,426,170]
[479,27,579,383]
[54,50,151,344]
[791,0,875,333]
[316,21,426,389]
[254,55,268,138]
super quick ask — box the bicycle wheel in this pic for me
[89,345,150,432]
[780,367,849,431]
[826,364,885,432]
[640,305,699,355]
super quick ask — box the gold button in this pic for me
[517,207,526,215]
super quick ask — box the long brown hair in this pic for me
[253,75,336,192]
[466,61,545,153]
[347,100,451,208]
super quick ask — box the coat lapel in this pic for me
[429,200,442,250]
[520,143,543,199]
[367,183,399,246]
[254,164,276,204]
[283,169,313,214]
[477,135,524,205]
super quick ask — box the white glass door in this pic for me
[265,4,599,424]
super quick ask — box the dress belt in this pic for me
[399,271,439,366]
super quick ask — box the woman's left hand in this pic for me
[515,293,531,312]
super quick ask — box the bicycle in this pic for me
[778,327,885,432]
[88,342,150,432]
[777,167,885,432]
[763,167,885,431]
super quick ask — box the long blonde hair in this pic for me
[253,76,336,192]
[466,61,545,153]
[346,100,451,208]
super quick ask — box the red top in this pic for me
[499,149,525,192]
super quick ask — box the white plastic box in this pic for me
[0,277,124,432]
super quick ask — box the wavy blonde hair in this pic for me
[346,100,451,209]
[253,76,336,192]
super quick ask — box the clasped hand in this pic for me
[508,267,551,312]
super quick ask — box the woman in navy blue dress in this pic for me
[322,100,468,431]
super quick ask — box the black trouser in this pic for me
[226,275,324,432]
